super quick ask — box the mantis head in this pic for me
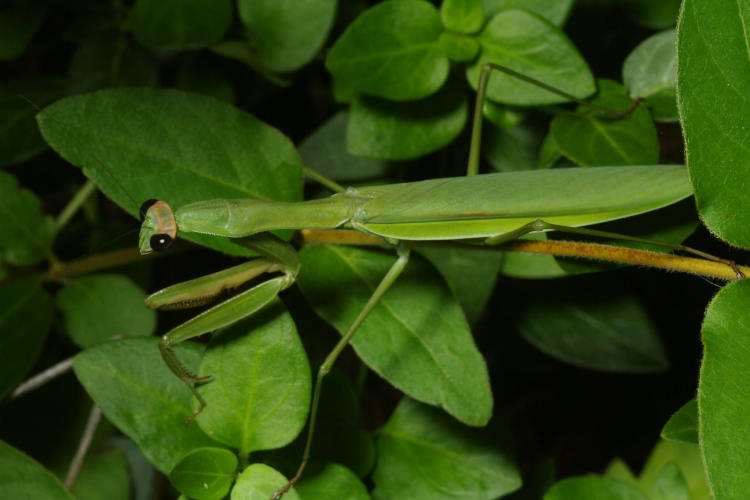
[139,199,177,254]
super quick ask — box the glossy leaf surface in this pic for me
[326,0,448,101]
[170,447,237,500]
[131,0,232,50]
[0,440,74,500]
[298,246,493,426]
[56,274,156,348]
[699,279,750,499]
[73,338,219,473]
[196,301,311,455]
[678,0,750,248]
[661,399,698,445]
[373,398,521,499]
[622,30,677,122]
[296,463,369,500]
[232,464,300,500]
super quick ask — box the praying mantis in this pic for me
[37,61,745,499]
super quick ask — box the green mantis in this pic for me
[36,61,744,499]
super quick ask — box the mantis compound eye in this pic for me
[150,233,174,252]
[140,198,158,221]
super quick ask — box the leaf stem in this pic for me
[55,180,97,234]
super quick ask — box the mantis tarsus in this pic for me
[39,62,743,499]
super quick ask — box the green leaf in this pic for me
[516,282,669,373]
[417,246,503,326]
[438,32,480,62]
[621,0,681,30]
[678,0,750,248]
[237,0,337,73]
[131,0,232,50]
[483,0,574,26]
[37,89,303,256]
[550,80,659,166]
[296,463,369,500]
[483,120,545,172]
[441,0,485,34]
[0,77,65,167]
[232,463,301,500]
[66,38,157,94]
[466,9,595,105]
[196,300,311,455]
[325,0,448,101]
[0,171,54,266]
[71,449,131,500]
[347,78,468,160]
[56,274,156,348]
[622,30,677,122]
[0,4,46,60]
[500,233,569,279]
[297,246,492,426]
[0,278,54,400]
[73,338,220,473]
[660,399,698,445]
[298,111,390,182]
[170,447,238,500]
[373,398,521,500]
[651,462,689,500]
[699,279,750,498]
[544,476,649,500]
[0,440,75,500]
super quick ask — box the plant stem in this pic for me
[10,358,74,400]
[55,180,97,234]
[65,404,101,490]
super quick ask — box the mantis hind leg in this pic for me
[271,246,411,500]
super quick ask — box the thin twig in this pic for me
[10,358,74,400]
[65,404,102,489]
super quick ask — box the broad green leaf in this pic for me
[0,78,65,166]
[417,246,503,325]
[505,460,555,500]
[483,0,574,26]
[297,246,493,426]
[131,0,232,50]
[538,131,562,168]
[170,447,238,500]
[325,0,448,101]
[0,171,54,265]
[37,89,303,256]
[197,301,311,455]
[175,58,235,104]
[622,30,677,122]
[296,463,369,500]
[373,398,521,499]
[66,38,157,94]
[660,399,698,445]
[0,440,75,500]
[483,120,545,172]
[237,0,337,73]
[651,462,689,500]
[56,274,156,348]
[466,9,595,105]
[544,476,649,500]
[438,32,480,62]
[232,464,300,500]
[441,0,485,34]
[699,279,750,498]
[678,0,750,248]
[0,278,54,400]
[517,284,668,373]
[347,79,468,160]
[550,80,659,166]
[298,111,390,182]
[73,338,220,473]
[0,4,46,60]
[621,0,681,29]
[72,449,130,500]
